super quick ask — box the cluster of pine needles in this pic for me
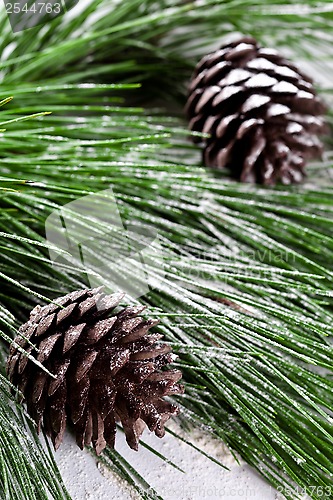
[1,1,333,499]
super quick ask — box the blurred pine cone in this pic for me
[7,288,183,454]
[186,36,327,184]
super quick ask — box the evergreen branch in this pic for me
[1,1,333,499]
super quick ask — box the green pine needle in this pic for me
[1,1,333,499]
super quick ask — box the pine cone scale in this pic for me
[63,323,86,353]
[48,360,70,396]
[37,333,62,363]
[74,350,98,383]
[32,371,48,404]
[17,346,33,374]
[69,376,90,424]
[36,313,56,337]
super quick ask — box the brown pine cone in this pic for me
[186,36,327,184]
[7,288,183,454]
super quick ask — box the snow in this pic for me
[55,424,277,499]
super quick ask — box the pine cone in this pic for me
[7,288,183,454]
[186,36,327,184]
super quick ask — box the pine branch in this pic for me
[1,85,333,498]
[1,0,332,99]
[0,374,70,499]
[1,1,333,499]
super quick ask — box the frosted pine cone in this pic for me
[186,36,327,184]
[7,288,183,454]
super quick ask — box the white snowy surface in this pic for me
[55,426,278,500]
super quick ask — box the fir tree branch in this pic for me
[1,1,333,499]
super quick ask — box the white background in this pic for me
[55,425,278,499]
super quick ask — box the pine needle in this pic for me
[1,1,333,499]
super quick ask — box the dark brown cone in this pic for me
[7,288,184,454]
[186,36,327,185]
